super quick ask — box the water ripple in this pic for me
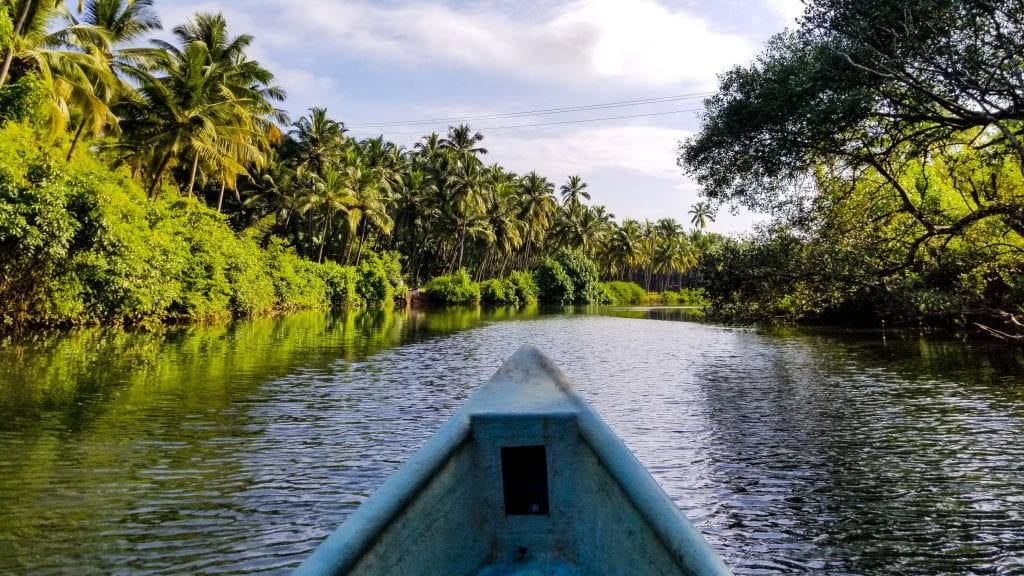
[2,314,1023,575]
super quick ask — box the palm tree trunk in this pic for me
[456,224,467,271]
[149,151,174,199]
[216,181,226,212]
[186,155,200,198]
[476,250,492,281]
[355,223,369,265]
[66,122,86,161]
[0,0,33,87]
[318,216,331,263]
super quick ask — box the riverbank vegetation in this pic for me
[680,0,1024,341]
[0,0,717,330]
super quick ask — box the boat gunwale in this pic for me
[294,345,731,575]
[294,415,474,575]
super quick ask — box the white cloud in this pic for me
[548,0,751,86]
[764,0,805,24]
[492,124,688,181]
[263,0,751,89]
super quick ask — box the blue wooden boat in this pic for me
[295,345,731,575]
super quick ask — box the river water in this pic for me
[1,308,1023,575]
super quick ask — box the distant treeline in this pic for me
[0,1,717,329]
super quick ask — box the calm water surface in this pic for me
[1,308,1023,575]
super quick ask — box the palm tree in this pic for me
[116,12,284,198]
[440,123,487,157]
[0,0,118,136]
[517,171,557,267]
[296,166,355,263]
[164,12,286,197]
[689,201,715,230]
[391,167,437,284]
[444,155,488,271]
[604,219,647,281]
[345,162,394,265]
[65,0,162,159]
[559,174,590,209]
[290,107,348,176]
[476,166,524,278]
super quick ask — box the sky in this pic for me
[152,0,804,234]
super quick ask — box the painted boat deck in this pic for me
[294,345,732,575]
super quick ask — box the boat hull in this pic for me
[295,345,731,575]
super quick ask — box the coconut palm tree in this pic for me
[65,0,162,159]
[296,166,355,263]
[559,174,590,210]
[290,107,348,176]
[161,12,286,197]
[517,171,557,267]
[444,154,488,271]
[116,12,284,198]
[440,123,487,157]
[346,163,394,265]
[0,0,117,136]
[689,201,715,230]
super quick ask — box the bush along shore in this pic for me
[6,2,1019,340]
[0,5,715,331]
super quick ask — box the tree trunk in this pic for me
[0,0,33,87]
[186,154,200,198]
[216,181,226,212]
[355,222,369,265]
[149,151,174,199]
[318,216,331,263]
[456,224,467,271]
[66,122,86,161]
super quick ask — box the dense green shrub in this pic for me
[554,248,603,304]
[424,269,480,304]
[659,288,708,306]
[265,239,329,311]
[0,124,395,328]
[480,278,515,305]
[357,251,403,306]
[318,261,363,308]
[507,270,538,305]
[676,287,708,306]
[535,249,604,305]
[603,281,647,305]
[0,74,46,125]
[534,258,573,304]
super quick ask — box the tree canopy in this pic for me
[680,0,1024,337]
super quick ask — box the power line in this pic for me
[348,108,702,137]
[345,92,713,129]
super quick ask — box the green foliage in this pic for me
[679,0,1024,337]
[507,270,538,306]
[265,239,329,311]
[357,251,403,306]
[0,74,47,126]
[0,6,12,51]
[534,257,573,304]
[603,281,647,305]
[536,248,603,305]
[0,124,378,328]
[317,261,363,309]
[480,278,515,305]
[424,269,480,304]
[661,288,707,306]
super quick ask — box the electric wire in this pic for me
[348,108,703,137]
[345,92,713,129]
